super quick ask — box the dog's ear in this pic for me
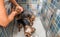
[15,11,25,19]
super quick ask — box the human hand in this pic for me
[15,5,23,14]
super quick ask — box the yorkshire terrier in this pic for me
[16,10,36,37]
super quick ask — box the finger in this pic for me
[11,8,15,11]
[20,9,23,12]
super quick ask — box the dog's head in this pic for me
[16,10,35,25]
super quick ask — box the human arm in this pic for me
[0,0,18,27]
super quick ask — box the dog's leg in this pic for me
[24,25,35,37]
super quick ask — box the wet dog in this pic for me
[16,10,36,37]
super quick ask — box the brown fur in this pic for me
[16,11,36,37]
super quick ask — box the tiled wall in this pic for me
[39,0,60,37]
